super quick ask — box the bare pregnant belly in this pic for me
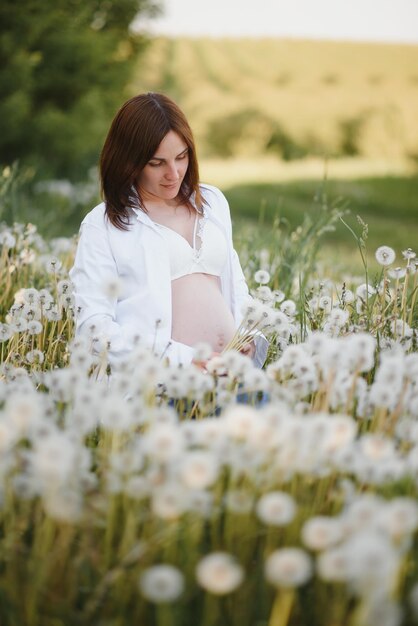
[171,274,236,351]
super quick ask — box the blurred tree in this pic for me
[0,0,160,179]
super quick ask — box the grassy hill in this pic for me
[127,37,418,258]
[131,37,418,162]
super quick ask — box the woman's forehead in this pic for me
[153,130,188,157]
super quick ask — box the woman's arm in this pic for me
[69,222,136,362]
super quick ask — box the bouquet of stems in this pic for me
[222,300,293,356]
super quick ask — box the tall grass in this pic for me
[0,173,417,625]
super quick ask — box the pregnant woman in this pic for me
[70,92,268,369]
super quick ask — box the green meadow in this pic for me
[130,37,418,261]
[7,36,417,267]
[132,37,418,162]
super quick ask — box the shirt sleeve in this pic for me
[69,222,137,362]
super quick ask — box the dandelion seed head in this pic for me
[222,405,258,440]
[341,288,355,304]
[144,424,184,462]
[45,256,63,274]
[254,269,270,284]
[196,552,244,595]
[256,491,296,526]
[152,484,188,519]
[329,307,349,326]
[26,349,45,365]
[388,267,406,280]
[375,246,396,266]
[319,295,332,312]
[402,248,416,260]
[343,530,399,593]
[280,299,297,317]
[23,288,40,305]
[0,231,16,248]
[356,283,376,300]
[255,285,273,303]
[139,565,185,603]
[317,546,349,582]
[178,450,219,489]
[377,498,418,540]
[264,548,312,588]
[301,516,343,551]
[0,323,13,342]
[26,320,43,335]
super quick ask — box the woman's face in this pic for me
[138,130,189,203]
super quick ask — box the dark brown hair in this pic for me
[100,92,203,230]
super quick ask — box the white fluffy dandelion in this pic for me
[23,288,40,305]
[328,308,349,327]
[319,295,332,313]
[388,267,406,280]
[151,485,189,519]
[143,423,184,463]
[256,491,296,526]
[301,516,343,551]
[377,498,418,540]
[178,450,219,489]
[317,546,349,583]
[375,246,396,266]
[196,552,244,595]
[26,320,43,335]
[341,288,355,305]
[280,299,297,317]
[254,269,271,284]
[44,256,63,274]
[57,279,73,295]
[25,349,45,365]
[139,564,185,603]
[0,323,13,342]
[264,548,312,588]
[222,405,258,441]
[402,248,416,261]
[0,231,16,248]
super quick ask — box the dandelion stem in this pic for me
[268,589,295,626]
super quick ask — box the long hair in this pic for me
[100,93,203,230]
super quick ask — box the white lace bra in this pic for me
[153,210,228,280]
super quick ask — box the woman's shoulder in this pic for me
[199,183,229,213]
[80,202,108,230]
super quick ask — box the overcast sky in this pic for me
[136,0,418,43]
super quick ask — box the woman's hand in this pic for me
[192,351,221,371]
[240,341,256,358]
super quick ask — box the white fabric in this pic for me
[69,184,268,367]
[153,209,227,280]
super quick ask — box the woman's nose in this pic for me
[165,161,179,180]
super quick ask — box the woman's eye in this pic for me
[177,153,187,161]
[148,161,161,167]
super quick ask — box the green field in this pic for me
[224,172,418,248]
[197,156,418,253]
[128,37,418,260]
[9,36,418,263]
[132,37,418,162]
